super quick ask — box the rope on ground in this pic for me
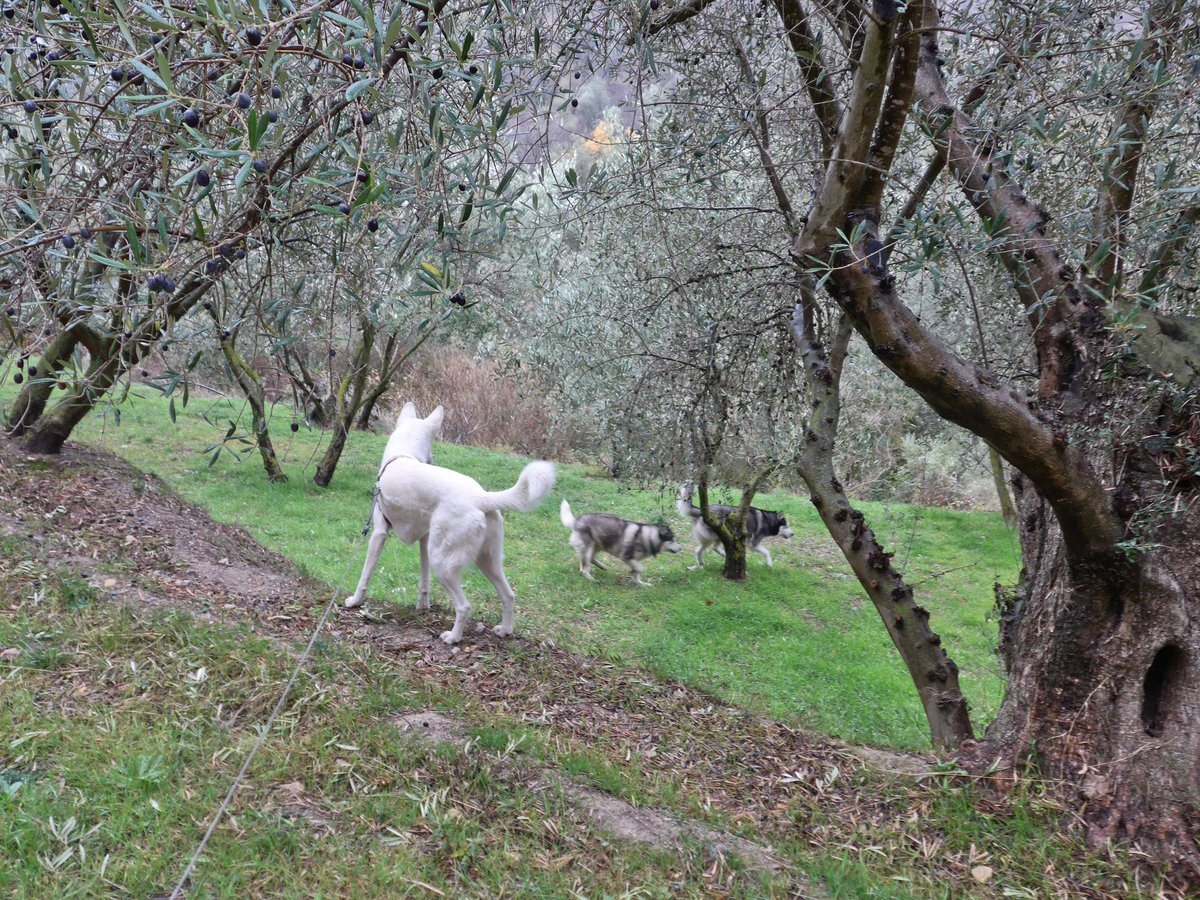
[168,541,361,899]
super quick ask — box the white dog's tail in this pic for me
[559,499,575,528]
[676,483,701,520]
[479,461,557,513]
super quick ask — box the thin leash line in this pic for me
[169,536,363,900]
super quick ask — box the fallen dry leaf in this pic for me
[971,865,994,883]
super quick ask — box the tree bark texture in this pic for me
[313,317,375,487]
[22,332,123,455]
[988,446,1016,528]
[775,0,1199,873]
[695,480,749,582]
[793,307,973,749]
[989,476,1200,877]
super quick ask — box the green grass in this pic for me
[0,581,790,897]
[56,387,1018,750]
[1,388,1161,898]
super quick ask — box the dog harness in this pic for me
[362,453,421,536]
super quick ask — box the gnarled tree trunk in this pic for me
[989,495,1200,873]
[7,327,79,437]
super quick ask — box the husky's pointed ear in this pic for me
[398,401,418,421]
[425,405,445,433]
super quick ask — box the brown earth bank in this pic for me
[0,436,1184,896]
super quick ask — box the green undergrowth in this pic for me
[21,384,1018,749]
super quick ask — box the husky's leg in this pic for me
[580,544,599,580]
[628,559,651,587]
[345,506,389,608]
[477,514,517,637]
[417,534,431,610]
[569,531,595,579]
[754,542,773,568]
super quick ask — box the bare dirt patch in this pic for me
[547,776,784,875]
[270,781,336,834]
[392,710,471,746]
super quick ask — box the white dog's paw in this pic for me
[344,595,363,609]
[492,624,513,638]
[687,564,702,571]
[416,596,431,611]
[439,630,461,645]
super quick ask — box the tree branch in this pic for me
[793,1,902,260]
[826,250,1121,560]
[859,0,924,217]
[731,36,797,234]
[770,0,844,159]
[643,0,724,38]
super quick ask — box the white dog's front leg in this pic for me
[417,535,431,610]
[689,545,705,571]
[345,524,388,609]
[755,544,774,568]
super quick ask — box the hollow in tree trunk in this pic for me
[984,467,1200,876]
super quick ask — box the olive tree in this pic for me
[622,0,1200,872]
[2,0,533,463]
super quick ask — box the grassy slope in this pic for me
[62,389,1018,750]
[0,569,792,898]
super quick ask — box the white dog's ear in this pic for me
[425,405,445,433]
[398,401,418,421]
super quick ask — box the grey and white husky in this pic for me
[676,485,793,570]
[559,500,681,586]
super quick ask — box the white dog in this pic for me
[344,402,556,644]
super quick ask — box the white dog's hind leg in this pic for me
[345,511,389,608]
[476,560,517,636]
[417,535,431,610]
[475,513,516,637]
[754,543,774,568]
[435,570,472,644]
